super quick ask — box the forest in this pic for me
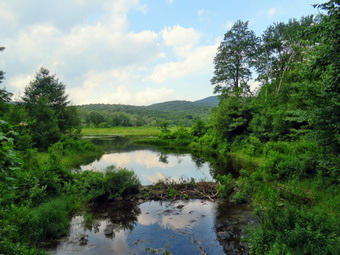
[0,1,339,254]
[76,96,218,128]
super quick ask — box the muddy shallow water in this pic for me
[49,199,252,255]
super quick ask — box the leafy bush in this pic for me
[75,166,141,201]
[249,199,340,255]
[191,118,207,138]
[216,174,235,198]
[21,196,79,243]
[260,140,318,180]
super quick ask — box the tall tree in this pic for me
[22,67,78,150]
[22,67,69,113]
[211,20,258,96]
[255,16,314,93]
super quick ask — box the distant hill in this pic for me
[193,96,219,107]
[146,96,219,111]
[76,96,219,127]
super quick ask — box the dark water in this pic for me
[50,200,251,255]
[50,136,252,254]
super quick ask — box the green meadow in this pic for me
[81,126,178,137]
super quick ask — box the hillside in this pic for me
[146,96,219,111]
[193,96,219,107]
[77,96,218,127]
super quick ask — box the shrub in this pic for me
[260,140,318,180]
[21,196,80,243]
[76,166,141,202]
[216,174,235,198]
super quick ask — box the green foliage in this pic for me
[159,120,170,133]
[21,67,81,151]
[75,166,141,202]
[77,97,215,128]
[260,140,318,180]
[211,20,258,95]
[216,173,235,198]
[190,118,207,138]
[249,185,340,255]
[21,196,80,244]
[214,96,252,142]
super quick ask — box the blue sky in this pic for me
[0,0,321,105]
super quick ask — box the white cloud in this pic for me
[161,25,201,48]
[1,1,216,105]
[8,74,32,90]
[161,25,202,57]
[166,0,174,4]
[67,69,175,105]
[268,8,277,17]
[146,43,217,83]
[224,20,234,30]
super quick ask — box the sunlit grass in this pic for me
[81,126,177,136]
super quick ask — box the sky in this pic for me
[0,0,321,106]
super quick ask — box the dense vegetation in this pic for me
[77,96,218,128]
[158,1,339,254]
[0,1,338,254]
[0,68,140,254]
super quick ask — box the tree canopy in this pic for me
[211,20,258,96]
[22,67,79,150]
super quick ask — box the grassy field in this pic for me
[37,150,102,169]
[81,126,175,136]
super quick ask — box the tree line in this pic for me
[159,1,339,254]
[1,67,81,151]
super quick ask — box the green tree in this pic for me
[22,67,69,114]
[30,98,61,151]
[159,120,170,134]
[214,96,252,142]
[211,20,258,96]
[59,106,81,137]
[255,17,314,92]
[22,67,79,150]
[309,0,340,152]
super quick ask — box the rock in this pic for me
[176,204,185,209]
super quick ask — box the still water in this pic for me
[50,136,251,255]
[50,200,251,255]
[79,136,214,185]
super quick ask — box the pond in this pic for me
[50,136,252,255]
[79,136,216,185]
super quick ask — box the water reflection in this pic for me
[79,136,245,185]
[80,149,213,185]
[51,200,252,255]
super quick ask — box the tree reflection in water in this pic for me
[85,201,141,234]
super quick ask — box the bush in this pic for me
[75,166,141,201]
[216,174,235,198]
[260,140,318,180]
[22,196,80,243]
[249,203,340,255]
